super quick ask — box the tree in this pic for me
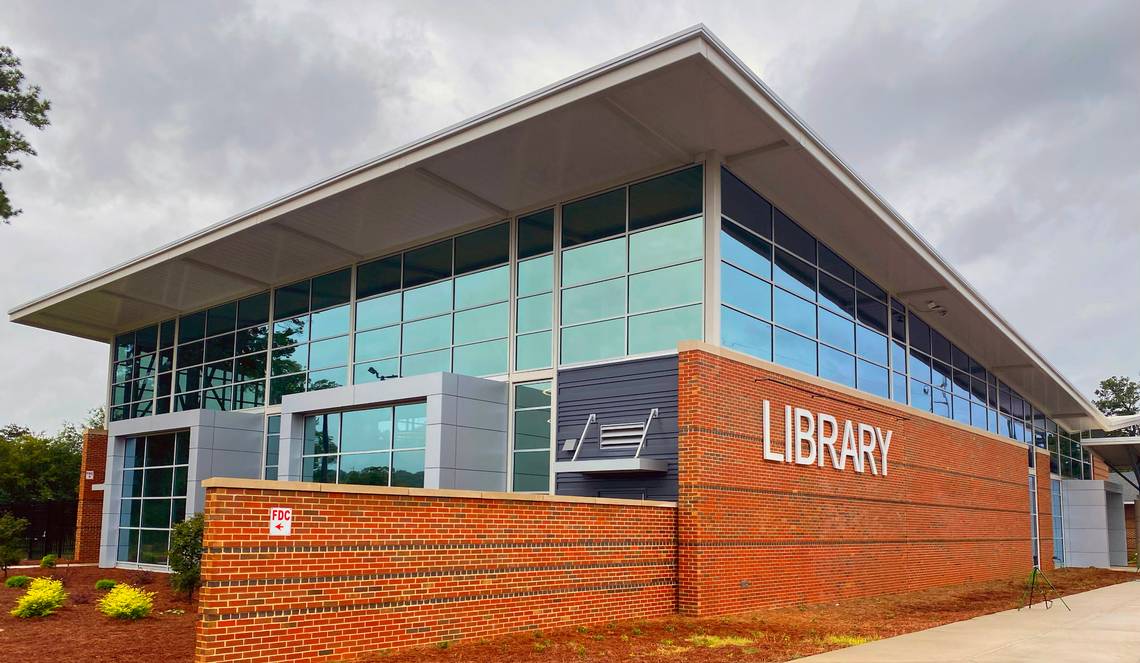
[1093,375,1140,437]
[0,428,82,505]
[0,513,28,577]
[168,513,204,598]
[1,45,51,223]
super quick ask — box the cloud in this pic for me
[1,0,1137,432]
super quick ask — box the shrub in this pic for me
[0,513,27,578]
[94,579,117,591]
[39,554,57,568]
[98,584,155,620]
[10,577,67,618]
[169,513,204,597]
[5,575,31,588]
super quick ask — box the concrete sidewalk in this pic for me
[797,577,1140,663]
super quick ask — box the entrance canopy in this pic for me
[7,25,1119,432]
[1081,436,1140,479]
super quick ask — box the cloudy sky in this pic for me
[2,1,1138,433]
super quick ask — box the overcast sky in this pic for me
[2,1,1138,433]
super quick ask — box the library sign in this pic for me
[759,401,893,476]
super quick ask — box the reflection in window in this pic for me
[301,402,426,487]
[116,432,189,565]
[512,382,551,492]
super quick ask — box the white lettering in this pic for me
[784,405,793,462]
[794,407,816,465]
[762,400,784,462]
[839,420,859,472]
[817,413,839,469]
[858,423,878,475]
[876,428,892,476]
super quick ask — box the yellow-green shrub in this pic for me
[97,583,155,619]
[10,577,67,617]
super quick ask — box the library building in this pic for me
[11,26,1140,663]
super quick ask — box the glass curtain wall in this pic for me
[1051,477,1064,567]
[719,167,1090,478]
[117,432,189,565]
[301,402,427,487]
[512,381,552,491]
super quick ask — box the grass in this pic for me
[819,634,878,647]
[686,634,755,648]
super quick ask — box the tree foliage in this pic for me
[168,513,204,597]
[0,513,28,577]
[1093,375,1140,437]
[0,45,51,223]
[0,425,82,505]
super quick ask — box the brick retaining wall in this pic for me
[676,343,1043,615]
[196,482,677,662]
[73,429,107,563]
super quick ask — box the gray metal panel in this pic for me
[555,356,679,501]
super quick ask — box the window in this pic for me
[117,432,189,565]
[263,415,280,480]
[559,173,703,366]
[270,270,350,405]
[515,210,554,371]
[512,381,551,492]
[301,402,426,487]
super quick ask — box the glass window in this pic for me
[274,280,310,320]
[774,288,816,337]
[818,308,854,353]
[721,264,771,320]
[856,326,889,366]
[356,293,401,331]
[628,262,703,314]
[721,221,772,279]
[561,318,625,365]
[401,349,450,376]
[517,255,553,298]
[402,315,452,354]
[115,433,190,566]
[454,222,509,275]
[856,272,887,302]
[355,326,399,362]
[356,254,401,299]
[403,280,452,320]
[236,292,270,328]
[517,209,554,260]
[311,269,351,310]
[453,338,508,376]
[773,249,815,299]
[516,331,552,371]
[354,358,399,383]
[562,188,625,247]
[856,294,888,335]
[721,168,772,238]
[517,294,552,334]
[310,305,350,340]
[308,336,349,371]
[628,304,702,355]
[857,360,889,398]
[910,379,933,411]
[513,381,551,493]
[629,217,703,272]
[178,311,206,342]
[774,210,815,262]
[774,328,816,375]
[819,345,855,388]
[206,302,236,337]
[721,307,771,361]
[341,408,392,453]
[818,244,854,283]
[818,272,855,318]
[561,278,626,325]
[561,236,625,287]
[455,265,508,310]
[628,165,702,230]
[403,239,452,288]
[454,302,508,344]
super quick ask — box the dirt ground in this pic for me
[0,566,1131,663]
[366,568,1136,663]
[0,565,197,663]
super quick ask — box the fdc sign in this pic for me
[269,507,292,536]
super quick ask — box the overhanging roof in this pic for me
[1080,437,1140,475]
[7,25,1121,432]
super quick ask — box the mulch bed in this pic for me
[0,565,197,663]
[366,567,1137,662]
[0,566,1131,662]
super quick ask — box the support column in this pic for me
[73,429,108,563]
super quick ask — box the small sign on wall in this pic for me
[85,470,94,480]
[268,507,292,536]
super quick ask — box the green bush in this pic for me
[169,513,204,597]
[5,575,31,588]
[0,513,28,578]
[10,577,67,617]
[39,554,57,568]
[94,579,117,591]
[97,583,155,620]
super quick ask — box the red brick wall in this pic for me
[196,484,677,663]
[73,429,107,563]
[1127,503,1136,560]
[677,345,1037,616]
[1092,453,1110,481]
[1035,454,1054,571]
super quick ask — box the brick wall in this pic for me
[1127,503,1136,560]
[73,429,107,563]
[1092,453,1110,481]
[196,482,677,662]
[677,344,1039,616]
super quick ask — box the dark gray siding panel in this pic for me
[555,355,679,501]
